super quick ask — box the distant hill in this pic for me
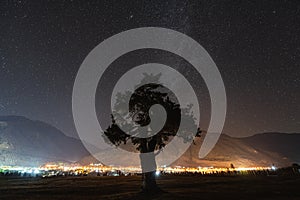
[242,132,300,165]
[1,115,299,168]
[79,132,300,168]
[0,116,90,166]
[171,133,300,168]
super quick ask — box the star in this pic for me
[0,1,298,138]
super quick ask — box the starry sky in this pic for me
[0,0,299,138]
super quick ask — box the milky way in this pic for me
[0,1,299,137]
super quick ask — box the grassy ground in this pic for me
[0,175,299,200]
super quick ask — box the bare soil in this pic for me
[0,175,299,200]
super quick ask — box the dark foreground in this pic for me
[0,175,300,200]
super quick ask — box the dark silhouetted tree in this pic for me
[103,74,201,192]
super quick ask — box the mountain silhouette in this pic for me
[79,132,300,168]
[1,116,299,168]
[0,116,89,166]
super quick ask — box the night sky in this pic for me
[0,0,299,138]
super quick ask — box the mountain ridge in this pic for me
[0,115,299,168]
[0,115,90,166]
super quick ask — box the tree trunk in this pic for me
[139,137,160,192]
[140,151,159,191]
[142,171,157,191]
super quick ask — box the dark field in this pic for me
[0,175,300,200]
